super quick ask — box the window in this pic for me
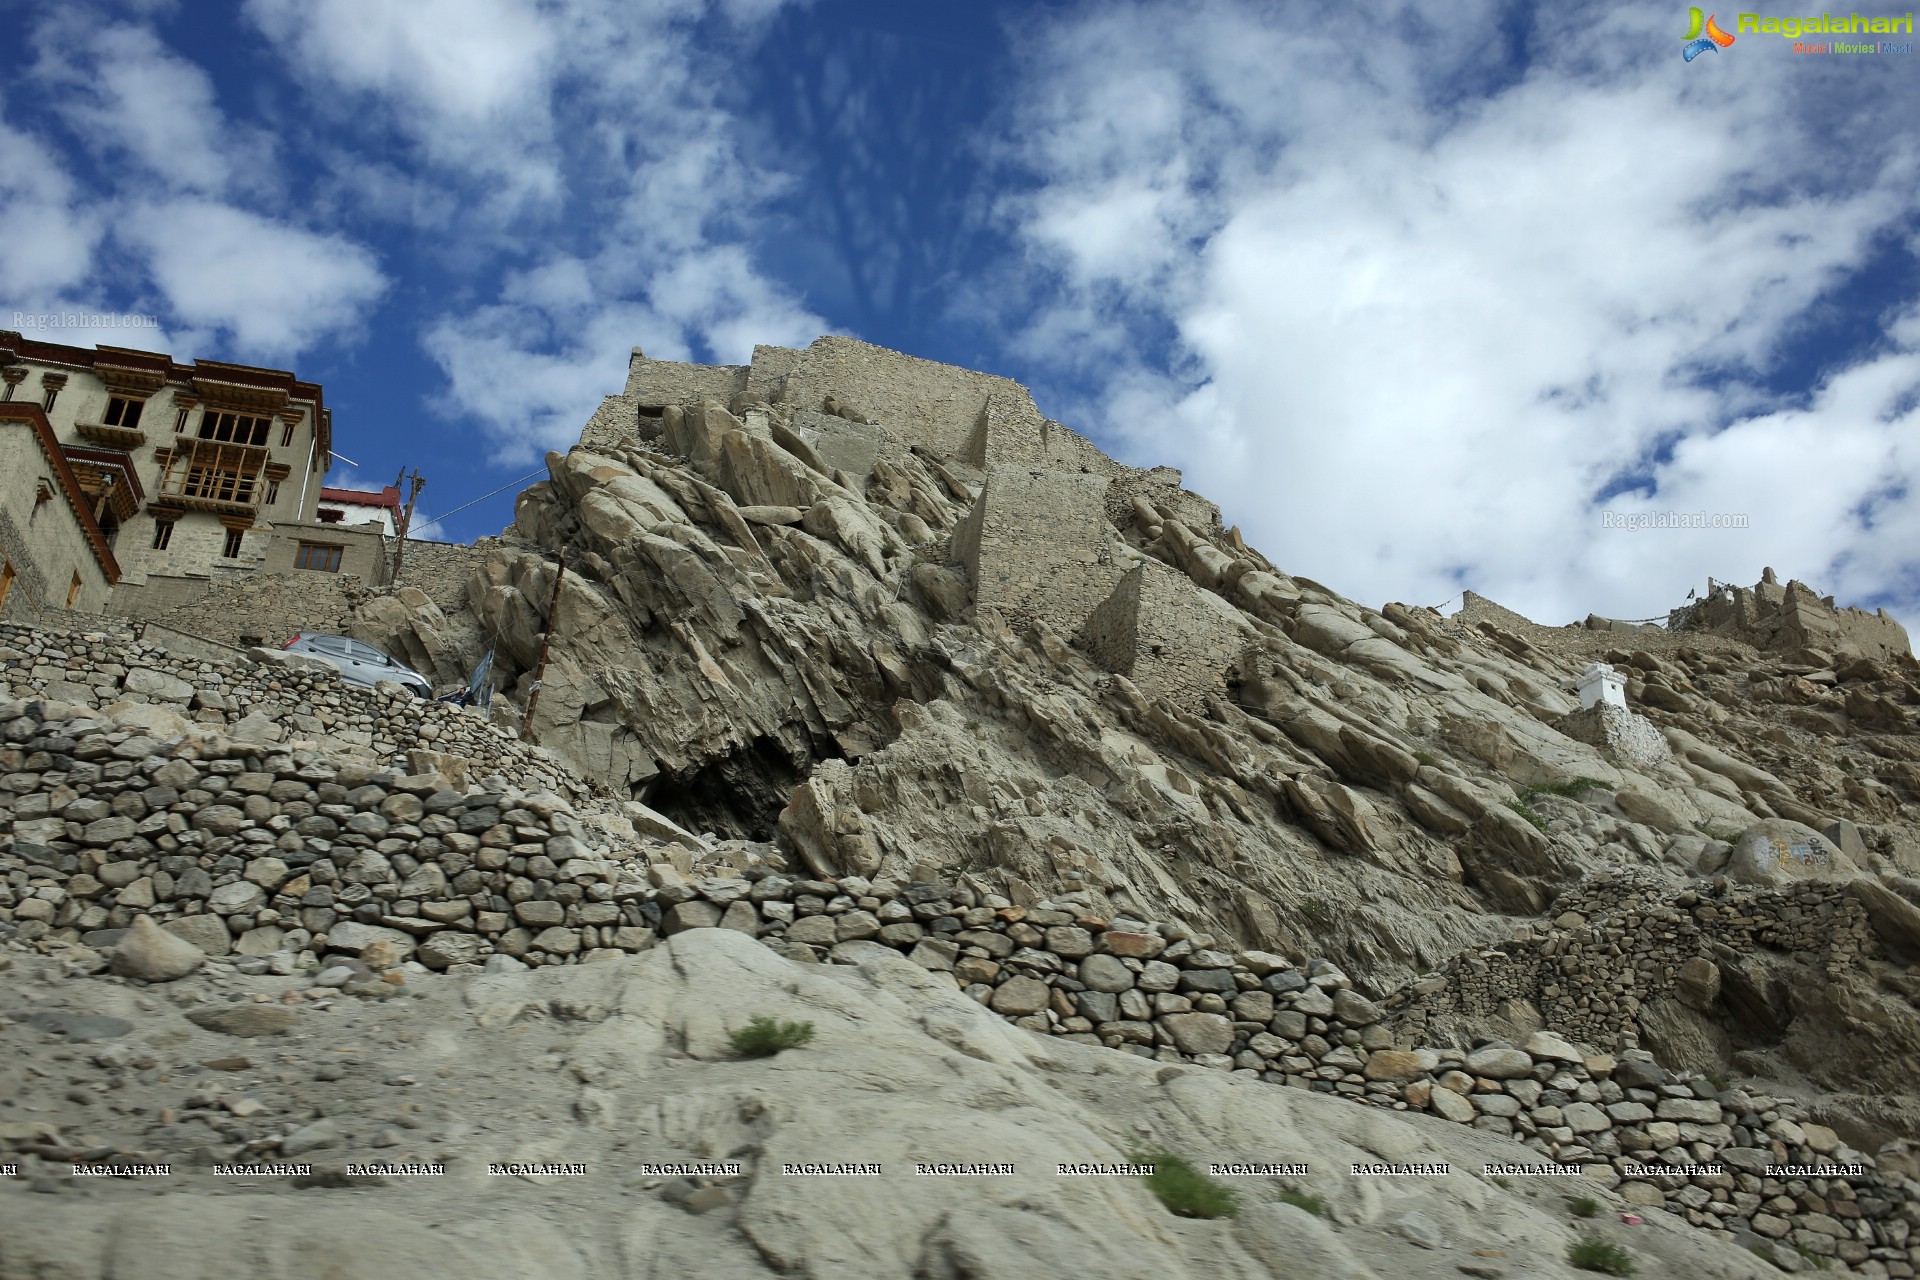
[281,420,295,447]
[198,411,270,445]
[222,527,245,558]
[267,480,281,504]
[0,559,14,613]
[175,407,190,433]
[43,387,59,411]
[103,396,146,429]
[66,571,82,608]
[296,541,343,572]
[152,521,175,551]
[346,640,391,665]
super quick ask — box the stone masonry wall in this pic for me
[1,700,1915,1273]
[1079,559,1243,713]
[0,621,592,801]
[390,537,492,615]
[956,466,1123,635]
[778,336,1048,462]
[111,570,368,650]
[746,343,805,402]
[1386,871,1878,1052]
[621,351,748,405]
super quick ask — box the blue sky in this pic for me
[3,0,1917,634]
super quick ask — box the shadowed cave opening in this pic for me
[642,732,845,842]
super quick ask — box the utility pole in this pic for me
[388,468,426,587]
[520,552,566,742]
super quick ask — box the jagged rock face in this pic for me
[351,338,1919,996]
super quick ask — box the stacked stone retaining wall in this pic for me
[2,698,1918,1271]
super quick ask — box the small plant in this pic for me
[1568,1236,1635,1275]
[1299,897,1332,924]
[1412,750,1439,767]
[1275,1187,1323,1215]
[1505,797,1548,831]
[1130,1150,1240,1219]
[1570,1195,1602,1218]
[1792,1244,1835,1271]
[1490,1174,1512,1188]
[728,1016,816,1058]
[1705,1071,1730,1092]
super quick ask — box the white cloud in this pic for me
[239,0,821,462]
[30,15,276,196]
[116,200,388,358]
[0,107,103,297]
[995,0,1920,631]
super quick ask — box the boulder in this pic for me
[1724,819,1851,886]
[110,915,205,982]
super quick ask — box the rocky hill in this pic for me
[4,335,1919,1277]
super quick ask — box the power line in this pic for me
[428,468,547,525]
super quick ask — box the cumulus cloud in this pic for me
[994,0,1920,629]
[117,200,388,358]
[2,7,389,365]
[243,0,822,462]
[29,15,276,197]
[0,107,103,298]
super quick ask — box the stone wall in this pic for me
[390,537,490,615]
[955,466,1123,634]
[746,344,805,402]
[1079,559,1243,713]
[111,567,370,649]
[1,704,1915,1273]
[777,336,1048,462]
[621,350,748,406]
[1106,466,1222,536]
[0,621,592,800]
[1386,871,1879,1052]
[786,409,899,480]
[957,398,1113,475]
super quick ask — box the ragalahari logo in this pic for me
[1683,7,1738,57]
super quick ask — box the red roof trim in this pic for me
[318,484,401,509]
[0,402,122,584]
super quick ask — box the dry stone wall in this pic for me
[621,350,748,405]
[955,466,1123,633]
[2,697,1916,1274]
[1386,870,1879,1052]
[778,336,1047,461]
[1079,559,1243,713]
[109,568,368,650]
[0,621,590,801]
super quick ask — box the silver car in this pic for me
[282,632,433,698]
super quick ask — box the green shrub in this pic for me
[1504,797,1548,831]
[728,1016,816,1058]
[1299,897,1332,924]
[1568,1236,1635,1275]
[1130,1150,1241,1219]
[1570,1195,1602,1218]
[1275,1188,1323,1215]
[1412,750,1439,767]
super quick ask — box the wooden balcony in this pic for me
[72,419,147,448]
[153,436,270,516]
